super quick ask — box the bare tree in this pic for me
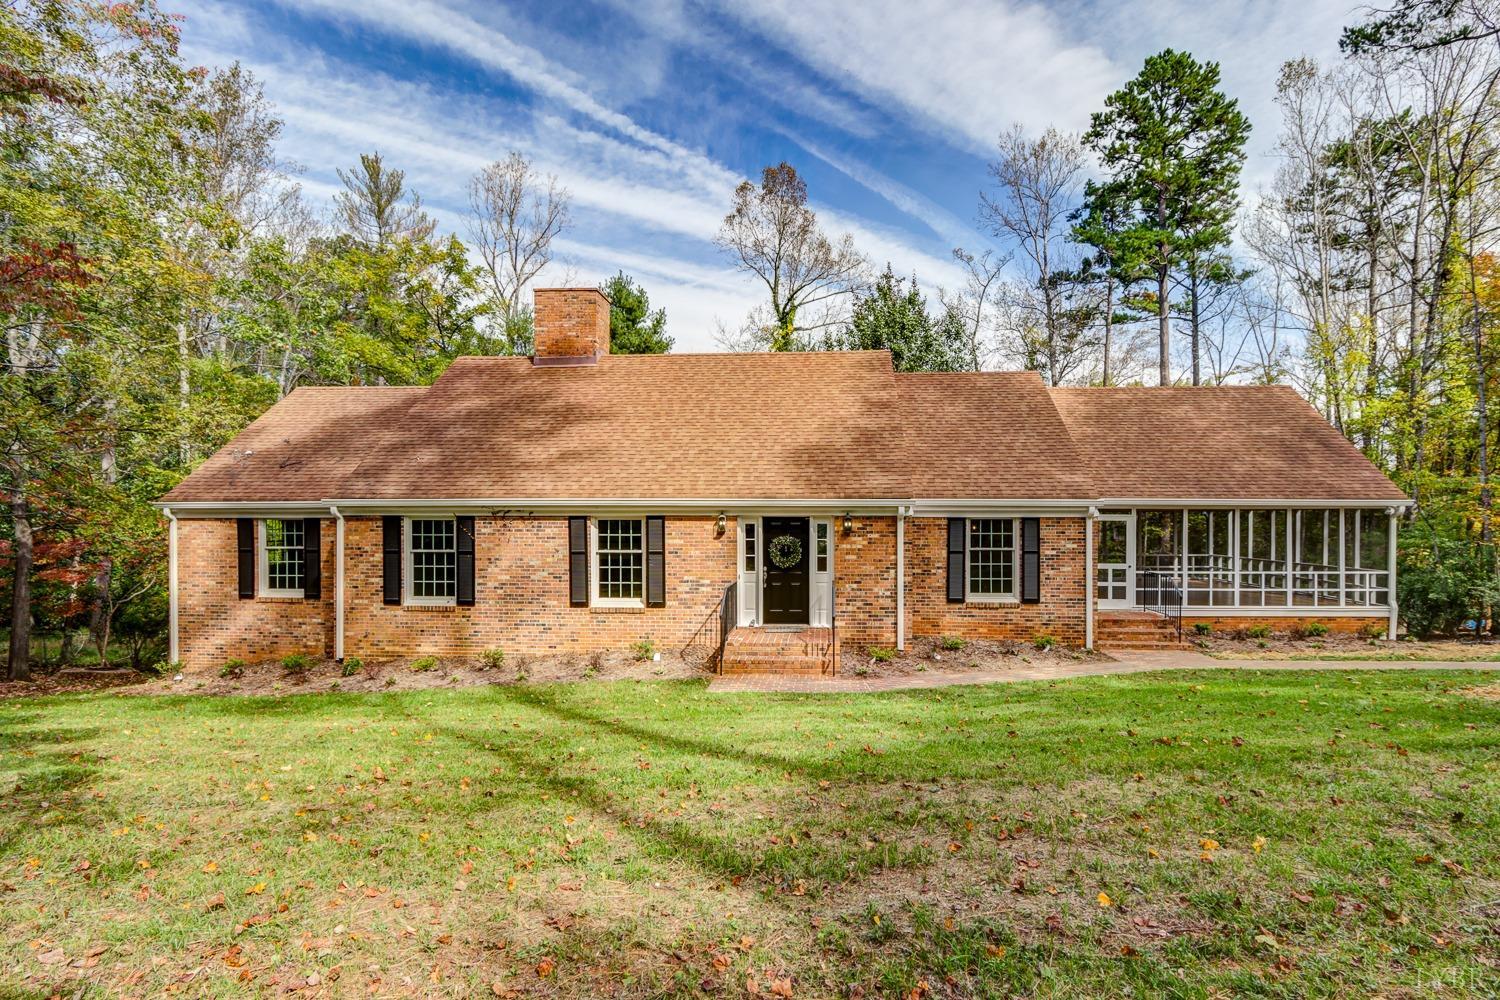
[981,125,1093,384]
[715,162,868,351]
[335,152,435,246]
[466,152,571,349]
[941,247,1009,371]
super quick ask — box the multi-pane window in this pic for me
[967,518,1016,599]
[595,518,644,602]
[407,518,456,603]
[815,522,829,573]
[260,519,305,596]
[743,520,757,573]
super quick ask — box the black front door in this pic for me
[762,517,810,625]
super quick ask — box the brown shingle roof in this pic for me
[162,386,426,503]
[161,356,1406,505]
[1050,385,1406,502]
[334,351,908,500]
[899,372,1093,499]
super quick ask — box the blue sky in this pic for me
[178,0,1359,351]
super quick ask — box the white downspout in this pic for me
[331,505,345,661]
[165,508,179,665]
[1085,507,1096,651]
[895,507,906,651]
[1387,507,1398,641]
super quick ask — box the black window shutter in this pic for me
[1021,517,1041,603]
[568,516,588,606]
[645,516,665,607]
[946,518,965,603]
[237,518,256,599]
[455,515,476,606]
[302,517,322,600]
[382,516,402,605]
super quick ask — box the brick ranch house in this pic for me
[158,288,1410,675]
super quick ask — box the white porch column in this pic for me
[166,508,179,665]
[895,508,905,651]
[331,505,345,661]
[1387,509,1399,640]
[1085,509,1095,650]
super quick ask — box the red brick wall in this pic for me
[905,516,1087,647]
[1179,614,1386,635]
[533,288,610,358]
[833,517,899,648]
[341,515,736,659]
[177,518,336,668]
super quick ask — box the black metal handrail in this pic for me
[1137,569,1184,641]
[716,580,736,674]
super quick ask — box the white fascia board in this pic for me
[908,501,1093,518]
[323,498,911,516]
[1095,498,1413,510]
[156,501,335,518]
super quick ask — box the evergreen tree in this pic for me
[601,272,672,354]
[1081,50,1251,385]
[834,267,966,372]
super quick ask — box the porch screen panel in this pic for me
[1237,509,1288,607]
[1294,510,1339,607]
[1186,510,1234,606]
[1135,510,1180,605]
[1348,510,1391,606]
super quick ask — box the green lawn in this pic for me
[2,672,1498,998]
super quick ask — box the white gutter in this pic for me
[1085,507,1096,650]
[895,507,906,651]
[165,507,179,665]
[330,505,345,661]
[1092,497,1414,510]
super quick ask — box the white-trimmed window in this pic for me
[258,519,305,597]
[593,518,644,605]
[815,521,829,573]
[967,518,1017,600]
[743,520,757,573]
[405,517,456,605]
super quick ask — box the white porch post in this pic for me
[166,508,179,665]
[1337,510,1346,607]
[1387,509,1399,640]
[1085,509,1095,650]
[895,508,905,651]
[331,505,345,661]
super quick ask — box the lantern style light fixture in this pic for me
[841,513,853,534]
[715,513,727,537]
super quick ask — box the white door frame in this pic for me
[1095,513,1135,610]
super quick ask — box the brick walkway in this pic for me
[704,649,1500,694]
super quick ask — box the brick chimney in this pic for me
[532,287,611,365]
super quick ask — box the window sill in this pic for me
[403,602,456,612]
[256,594,308,603]
[589,603,646,614]
[965,597,1021,607]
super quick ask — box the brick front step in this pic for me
[720,626,839,676]
[1096,611,1186,650]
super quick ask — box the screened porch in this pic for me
[1094,508,1396,611]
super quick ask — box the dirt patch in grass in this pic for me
[147,647,710,697]
[1195,631,1500,661]
[0,667,147,699]
[1460,682,1500,701]
[842,635,1105,679]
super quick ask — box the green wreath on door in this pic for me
[769,534,803,570]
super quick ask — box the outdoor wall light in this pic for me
[715,513,727,537]
[842,513,853,534]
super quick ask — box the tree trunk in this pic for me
[1101,278,1114,387]
[1157,265,1171,386]
[7,449,32,681]
[1189,265,1202,387]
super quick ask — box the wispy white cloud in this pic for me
[711,0,1122,150]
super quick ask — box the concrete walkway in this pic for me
[704,649,1500,694]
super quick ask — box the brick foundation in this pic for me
[905,517,1087,647]
[1179,614,1387,635]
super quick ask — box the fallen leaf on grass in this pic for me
[534,957,555,978]
[36,949,65,965]
[1097,892,1113,907]
[204,891,227,911]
